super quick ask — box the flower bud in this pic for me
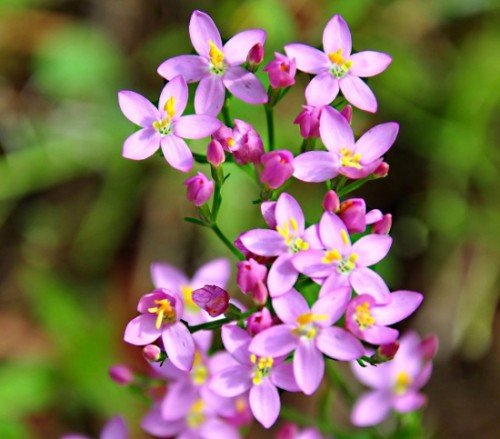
[216,119,264,165]
[420,334,439,362]
[373,213,392,235]
[276,423,298,439]
[340,104,353,123]
[374,161,390,178]
[294,105,322,138]
[338,198,367,233]
[251,281,268,306]
[247,43,264,67]
[263,52,296,89]
[322,190,340,213]
[184,172,214,207]
[260,150,294,189]
[247,307,273,336]
[207,139,225,167]
[261,201,277,229]
[192,285,229,317]
[109,364,134,385]
[142,344,162,362]
[237,258,267,294]
[374,341,400,362]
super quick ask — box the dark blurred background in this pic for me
[0,0,499,437]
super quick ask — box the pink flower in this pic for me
[192,285,230,317]
[285,14,391,112]
[62,416,128,439]
[351,332,435,427]
[158,10,268,116]
[345,292,423,345]
[292,212,392,303]
[150,258,230,325]
[260,150,295,189]
[322,190,340,213]
[239,193,322,296]
[247,308,274,336]
[236,258,267,295]
[263,52,296,89]
[294,105,323,138]
[210,325,300,428]
[294,107,399,182]
[118,75,221,171]
[250,289,364,395]
[372,213,392,234]
[207,139,225,166]
[184,172,214,206]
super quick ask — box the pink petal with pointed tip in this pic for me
[239,229,287,257]
[319,211,351,251]
[268,254,299,297]
[249,324,297,358]
[223,67,268,104]
[271,362,300,392]
[118,90,159,127]
[352,234,392,266]
[150,262,188,292]
[160,135,193,172]
[311,287,351,326]
[124,315,160,346]
[340,75,377,113]
[195,75,225,116]
[221,324,252,365]
[174,115,221,139]
[210,366,252,397]
[249,380,280,428]
[157,55,208,82]
[351,391,391,427]
[122,128,160,160]
[223,29,266,65]
[316,326,364,360]
[349,51,392,77]
[350,267,391,303]
[294,340,324,395]
[320,106,355,153]
[162,322,195,371]
[322,14,352,55]
[284,44,329,74]
[189,10,222,57]
[276,193,305,232]
[191,258,231,289]
[158,76,188,117]
[305,73,339,106]
[372,290,423,326]
[362,325,399,345]
[292,250,333,278]
[355,122,399,163]
[273,289,310,323]
[293,151,339,182]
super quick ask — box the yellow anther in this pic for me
[394,371,412,395]
[227,137,236,148]
[348,253,359,263]
[295,238,310,251]
[148,299,176,329]
[355,302,376,330]
[322,249,342,264]
[328,49,353,70]
[296,312,328,326]
[209,40,225,69]
[290,217,298,231]
[181,285,197,311]
[152,119,169,131]
[187,399,205,428]
[341,229,350,245]
[250,353,257,364]
[164,96,175,119]
[340,148,362,169]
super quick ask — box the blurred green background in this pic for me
[0,0,499,437]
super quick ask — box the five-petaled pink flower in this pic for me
[285,14,391,112]
[250,289,364,395]
[293,107,399,182]
[118,75,221,171]
[158,10,268,116]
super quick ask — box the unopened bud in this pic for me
[338,198,366,233]
[340,105,353,124]
[374,162,390,178]
[184,172,214,206]
[109,364,134,385]
[373,213,392,235]
[247,43,264,68]
[252,281,268,306]
[142,344,162,362]
[192,285,229,317]
[247,308,273,336]
[207,139,225,167]
[420,334,439,362]
[374,341,400,362]
[322,190,340,213]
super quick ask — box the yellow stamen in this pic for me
[251,355,274,385]
[290,218,298,231]
[322,249,342,264]
[209,40,225,69]
[296,312,328,326]
[164,96,175,119]
[181,285,198,311]
[227,137,236,149]
[191,351,208,385]
[394,371,412,395]
[341,229,350,245]
[328,49,353,72]
[187,399,205,428]
[355,302,376,329]
[148,299,176,329]
[340,148,362,169]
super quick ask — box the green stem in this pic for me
[337,175,375,198]
[211,223,244,260]
[265,104,275,150]
[187,308,257,333]
[210,165,224,221]
[325,360,355,405]
[222,98,232,127]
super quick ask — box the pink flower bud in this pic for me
[214,120,264,165]
[263,52,296,89]
[420,334,439,362]
[260,150,294,189]
[237,259,267,294]
[340,104,353,123]
[184,172,214,207]
[373,213,392,234]
[261,201,277,229]
[207,139,225,166]
[294,105,322,138]
[142,344,162,362]
[247,307,273,336]
[338,198,367,233]
[192,285,229,317]
[276,423,299,439]
[322,190,340,213]
[252,281,268,306]
[374,161,390,178]
[109,364,134,385]
[376,341,400,361]
[247,43,264,66]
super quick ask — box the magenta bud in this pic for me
[322,190,340,213]
[373,213,392,235]
[374,161,390,178]
[340,104,353,124]
[192,285,229,317]
[294,105,322,138]
[247,307,273,336]
[184,172,214,207]
[230,119,264,165]
[109,364,134,385]
[260,150,294,189]
[376,341,400,361]
[263,52,296,89]
[420,334,439,362]
[142,344,162,362]
[252,281,268,306]
[276,423,299,439]
[237,258,267,294]
[247,42,264,66]
[338,198,367,233]
[207,139,225,167]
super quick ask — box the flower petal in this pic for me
[322,14,352,55]
[161,379,197,420]
[158,75,188,117]
[271,362,300,392]
[261,201,277,229]
[191,258,231,289]
[305,73,339,106]
[372,290,423,326]
[199,418,240,439]
[118,90,159,127]
[122,128,160,160]
[351,360,391,390]
[221,324,252,364]
[174,115,221,139]
[239,229,287,257]
[312,287,351,326]
[210,365,252,397]
[268,254,299,297]
[351,391,391,427]
[273,289,310,323]
[249,380,280,428]
[189,10,222,57]
[319,211,351,251]
[123,315,160,346]
[319,272,350,297]
[316,327,364,360]
[100,416,128,439]
[276,192,305,232]
[150,262,188,292]
[294,340,324,395]
[194,75,225,116]
[340,75,377,113]
[162,322,195,371]
[350,267,391,303]
[141,406,184,437]
[352,234,392,266]
[393,392,426,413]
[284,44,329,74]
[249,324,297,357]
[160,135,193,172]
[223,67,268,104]
[292,250,333,278]
[355,122,399,163]
[223,29,266,65]
[362,325,399,345]
[349,51,392,77]
[293,151,339,183]
[320,106,355,153]
[157,55,208,82]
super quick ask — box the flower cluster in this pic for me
[111,9,437,438]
